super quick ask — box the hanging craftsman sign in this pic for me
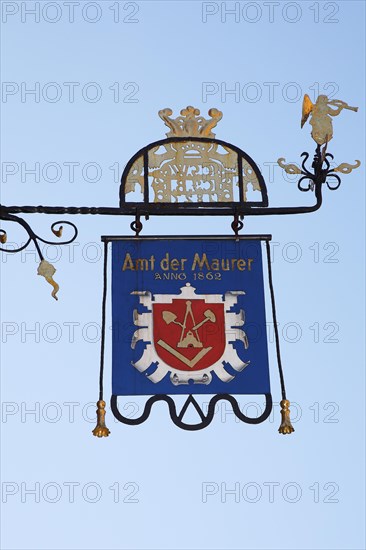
[113,237,268,392]
[93,234,292,435]
[109,235,274,429]
[0,99,360,438]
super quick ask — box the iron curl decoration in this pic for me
[0,213,39,255]
[297,151,315,192]
[0,214,79,299]
[279,145,344,194]
[36,220,79,248]
[0,214,78,260]
[130,214,143,237]
[318,152,342,190]
[326,174,342,190]
[231,212,244,239]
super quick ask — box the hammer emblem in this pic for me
[161,300,216,354]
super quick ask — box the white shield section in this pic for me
[131,283,250,385]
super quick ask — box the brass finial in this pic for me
[92,400,110,438]
[278,399,295,435]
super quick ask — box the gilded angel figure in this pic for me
[301,94,358,145]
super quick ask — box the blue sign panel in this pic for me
[111,237,271,396]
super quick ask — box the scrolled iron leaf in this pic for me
[277,158,302,175]
[334,160,361,174]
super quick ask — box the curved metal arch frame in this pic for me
[119,136,269,209]
[111,393,273,431]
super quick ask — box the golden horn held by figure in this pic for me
[328,99,358,112]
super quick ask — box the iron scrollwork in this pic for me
[278,145,361,192]
[0,213,78,299]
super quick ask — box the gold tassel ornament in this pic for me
[92,400,110,438]
[278,399,295,435]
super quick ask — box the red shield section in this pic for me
[153,299,225,371]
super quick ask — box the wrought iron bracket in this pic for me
[231,212,244,240]
[0,139,358,268]
[0,212,78,261]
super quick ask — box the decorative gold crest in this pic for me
[158,106,223,138]
[125,107,263,204]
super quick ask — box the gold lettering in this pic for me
[170,258,179,271]
[191,253,210,271]
[122,253,135,271]
[136,258,149,270]
[160,253,170,271]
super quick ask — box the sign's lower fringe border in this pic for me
[111,393,273,431]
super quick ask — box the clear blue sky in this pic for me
[1,1,365,549]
